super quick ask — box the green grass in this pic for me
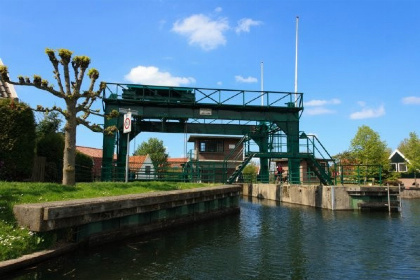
[0,181,213,261]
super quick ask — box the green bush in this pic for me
[37,132,64,182]
[76,152,93,182]
[242,162,259,182]
[0,99,36,181]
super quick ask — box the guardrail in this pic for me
[103,83,303,109]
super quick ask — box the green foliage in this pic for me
[87,68,99,79]
[36,112,64,182]
[333,150,357,165]
[134,138,168,169]
[398,132,420,174]
[0,99,36,181]
[242,161,259,182]
[350,125,390,167]
[37,133,64,182]
[36,112,63,138]
[0,221,52,261]
[75,152,93,182]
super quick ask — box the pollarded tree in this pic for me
[398,132,420,183]
[0,48,108,186]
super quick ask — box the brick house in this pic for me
[187,135,244,182]
[76,146,108,181]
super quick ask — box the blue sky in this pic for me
[1,0,419,158]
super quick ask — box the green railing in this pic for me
[103,83,304,109]
[333,165,383,186]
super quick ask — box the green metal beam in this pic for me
[104,99,301,123]
[131,121,256,136]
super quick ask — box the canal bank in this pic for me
[1,185,241,276]
[7,199,420,279]
[243,183,407,211]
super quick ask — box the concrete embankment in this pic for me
[243,183,403,210]
[400,187,420,199]
[1,185,241,276]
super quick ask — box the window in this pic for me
[229,144,236,150]
[390,163,408,172]
[199,140,223,152]
[145,165,151,174]
[389,163,397,172]
[398,163,407,172]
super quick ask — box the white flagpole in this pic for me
[261,61,264,106]
[294,16,299,105]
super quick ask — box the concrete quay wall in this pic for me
[13,185,241,245]
[401,187,420,199]
[242,184,402,210]
[243,183,351,210]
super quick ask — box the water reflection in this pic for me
[9,199,420,280]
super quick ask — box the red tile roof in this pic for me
[168,158,188,163]
[129,155,147,165]
[76,146,103,158]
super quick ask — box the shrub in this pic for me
[0,99,36,181]
[75,152,93,182]
[37,132,64,182]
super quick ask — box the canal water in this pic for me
[10,198,420,280]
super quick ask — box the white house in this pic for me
[129,155,155,180]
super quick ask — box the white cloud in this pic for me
[235,18,262,34]
[305,107,336,116]
[350,104,385,120]
[215,7,222,13]
[402,96,420,105]
[124,66,195,86]
[217,81,222,86]
[172,14,229,51]
[235,75,258,83]
[304,98,341,107]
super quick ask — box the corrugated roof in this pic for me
[0,59,18,100]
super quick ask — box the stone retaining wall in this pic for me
[13,185,241,245]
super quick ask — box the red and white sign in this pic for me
[123,112,132,133]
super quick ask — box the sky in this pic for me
[1,0,419,158]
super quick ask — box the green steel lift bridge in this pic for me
[101,83,334,184]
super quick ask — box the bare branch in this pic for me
[6,79,65,98]
[35,104,66,117]
[58,49,73,95]
[45,48,65,94]
[72,56,90,96]
[77,117,103,132]
[87,68,99,92]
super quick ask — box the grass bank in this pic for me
[0,181,212,261]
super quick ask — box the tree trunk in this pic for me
[62,100,77,186]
